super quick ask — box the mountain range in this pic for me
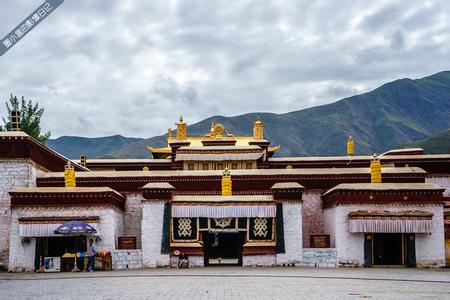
[406,128,450,154]
[46,71,450,159]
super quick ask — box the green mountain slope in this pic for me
[107,71,450,158]
[46,135,143,159]
[405,128,450,154]
[46,71,450,158]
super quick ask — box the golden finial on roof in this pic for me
[253,116,264,139]
[64,161,76,188]
[370,153,381,183]
[176,116,187,140]
[347,136,354,156]
[221,167,232,196]
[167,128,172,138]
[210,123,215,139]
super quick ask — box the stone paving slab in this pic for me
[0,267,449,300]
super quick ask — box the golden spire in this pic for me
[253,116,264,140]
[210,122,215,139]
[64,161,76,188]
[221,168,232,196]
[370,154,381,183]
[347,136,354,156]
[167,128,172,139]
[176,116,187,140]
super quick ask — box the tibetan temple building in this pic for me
[0,116,449,272]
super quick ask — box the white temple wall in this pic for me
[323,208,336,247]
[426,175,450,197]
[141,201,170,268]
[8,207,123,272]
[187,255,204,267]
[112,249,143,270]
[276,202,302,265]
[243,254,276,266]
[326,204,445,268]
[123,193,143,249]
[329,206,364,267]
[0,159,40,270]
[415,205,445,268]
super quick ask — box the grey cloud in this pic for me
[0,0,449,138]
[390,31,405,50]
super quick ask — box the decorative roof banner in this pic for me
[171,204,276,218]
[175,152,264,161]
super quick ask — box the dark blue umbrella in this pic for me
[54,221,97,235]
[54,221,97,271]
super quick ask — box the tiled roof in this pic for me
[10,186,123,197]
[271,182,304,189]
[141,182,175,189]
[38,166,426,178]
[323,182,444,196]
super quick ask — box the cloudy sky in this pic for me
[1,0,450,138]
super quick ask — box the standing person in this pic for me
[86,239,97,272]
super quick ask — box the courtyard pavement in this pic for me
[0,267,449,300]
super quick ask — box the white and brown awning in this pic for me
[18,217,99,237]
[348,211,433,233]
[172,204,276,218]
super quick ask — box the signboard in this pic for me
[44,257,61,272]
[118,236,137,249]
[310,235,330,248]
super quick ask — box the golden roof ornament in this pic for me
[210,123,215,139]
[253,116,264,140]
[64,161,76,188]
[176,116,187,140]
[213,123,225,139]
[370,153,382,183]
[347,136,354,156]
[221,167,232,196]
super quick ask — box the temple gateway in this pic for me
[0,116,449,271]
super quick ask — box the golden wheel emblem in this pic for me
[213,123,225,136]
[214,218,232,229]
